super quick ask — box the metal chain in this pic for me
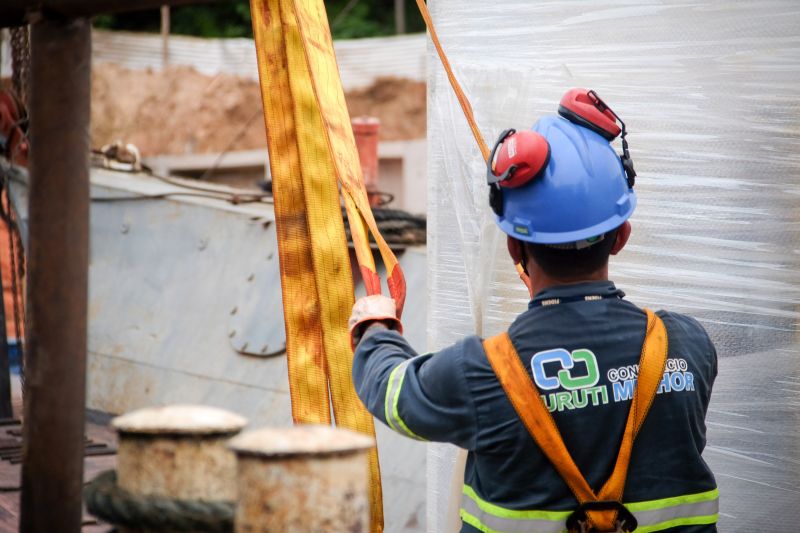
[9,26,30,108]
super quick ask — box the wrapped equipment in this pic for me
[425,1,800,531]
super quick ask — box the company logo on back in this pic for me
[531,348,695,413]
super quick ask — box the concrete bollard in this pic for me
[112,404,248,532]
[229,425,375,532]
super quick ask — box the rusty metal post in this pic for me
[19,15,91,533]
[230,425,374,532]
[112,405,247,518]
[394,0,406,34]
[160,5,170,68]
[352,117,381,207]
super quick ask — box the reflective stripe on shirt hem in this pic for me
[461,502,568,533]
[462,485,718,533]
[384,357,427,441]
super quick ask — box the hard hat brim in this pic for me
[496,191,636,245]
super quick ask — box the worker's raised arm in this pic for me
[350,296,478,449]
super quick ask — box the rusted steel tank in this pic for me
[229,425,374,532]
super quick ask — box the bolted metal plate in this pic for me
[227,248,286,358]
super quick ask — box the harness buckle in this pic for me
[566,500,638,533]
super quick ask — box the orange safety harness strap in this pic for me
[415,0,489,163]
[482,309,668,531]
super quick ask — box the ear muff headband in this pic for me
[487,128,518,185]
[557,88,621,140]
[559,88,636,189]
[557,104,616,141]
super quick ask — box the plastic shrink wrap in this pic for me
[425,1,800,531]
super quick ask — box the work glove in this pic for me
[348,294,403,349]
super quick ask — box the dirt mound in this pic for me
[346,77,426,141]
[91,63,426,156]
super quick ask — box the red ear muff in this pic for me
[558,88,637,189]
[557,88,621,141]
[489,129,550,189]
[486,129,550,216]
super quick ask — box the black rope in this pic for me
[84,470,234,532]
[369,207,425,226]
[342,207,427,247]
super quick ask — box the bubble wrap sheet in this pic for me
[425,2,800,531]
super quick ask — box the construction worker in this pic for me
[349,89,718,533]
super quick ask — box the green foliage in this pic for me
[94,2,253,38]
[93,1,424,39]
[327,0,425,39]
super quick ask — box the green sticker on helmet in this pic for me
[514,225,530,235]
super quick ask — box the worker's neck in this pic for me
[528,263,609,298]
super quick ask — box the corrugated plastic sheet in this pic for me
[90,29,425,90]
[425,1,800,531]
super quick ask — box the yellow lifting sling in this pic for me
[482,309,669,532]
[250,1,408,530]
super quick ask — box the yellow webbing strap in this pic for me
[250,1,413,530]
[482,309,668,531]
[291,1,407,314]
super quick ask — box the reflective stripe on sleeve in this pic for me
[384,357,427,441]
[461,485,718,533]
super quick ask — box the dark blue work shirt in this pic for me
[353,281,718,533]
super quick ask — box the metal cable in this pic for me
[92,191,270,204]
[196,109,263,183]
[89,148,274,205]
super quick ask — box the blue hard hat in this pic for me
[494,115,636,244]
